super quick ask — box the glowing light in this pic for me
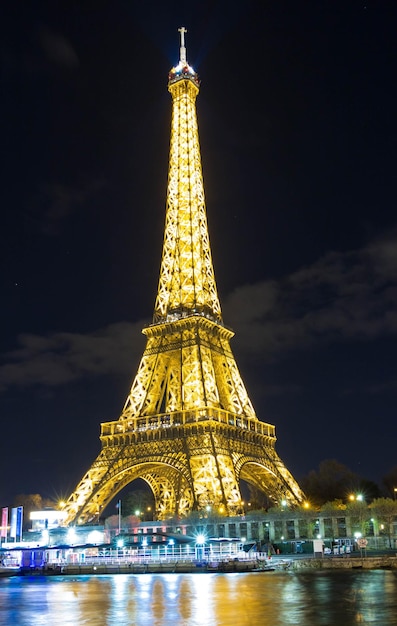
[349,493,364,502]
[30,510,67,523]
[195,534,206,544]
[87,530,103,544]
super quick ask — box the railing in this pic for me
[78,544,260,566]
[101,408,276,439]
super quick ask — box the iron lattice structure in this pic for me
[63,29,304,525]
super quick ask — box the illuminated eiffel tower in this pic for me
[63,28,304,525]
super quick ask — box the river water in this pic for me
[1,569,397,625]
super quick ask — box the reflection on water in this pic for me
[1,570,397,626]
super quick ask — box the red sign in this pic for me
[1,507,8,538]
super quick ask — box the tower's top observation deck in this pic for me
[168,26,200,88]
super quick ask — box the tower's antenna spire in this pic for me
[178,26,187,64]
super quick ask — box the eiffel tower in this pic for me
[63,28,304,525]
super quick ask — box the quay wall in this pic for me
[14,555,397,576]
[3,555,397,577]
[291,556,397,570]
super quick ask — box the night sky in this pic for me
[1,1,396,508]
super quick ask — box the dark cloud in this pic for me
[224,228,397,357]
[0,322,146,392]
[38,27,79,69]
[34,180,106,235]
[1,229,396,394]
[2,24,79,77]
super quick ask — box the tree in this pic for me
[246,484,268,511]
[320,500,346,514]
[369,498,397,548]
[382,466,397,499]
[353,478,382,502]
[123,515,142,533]
[105,515,119,531]
[122,489,154,519]
[12,494,56,530]
[345,500,370,536]
[300,460,357,506]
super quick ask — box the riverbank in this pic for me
[291,555,397,571]
[2,554,397,577]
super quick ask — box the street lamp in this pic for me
[195,533,206,561]
[371,518,378,548]
[349,493,364,502]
